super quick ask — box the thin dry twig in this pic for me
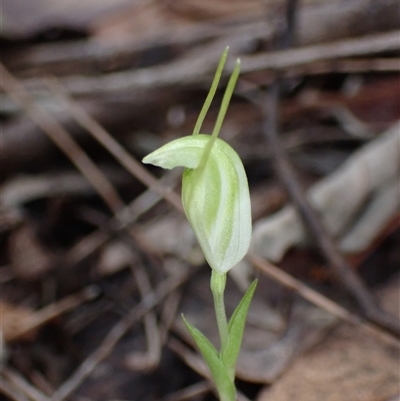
[0,378,31,401]
[283,57,400,77]
[2,368,50,401]
[50,268,193,401]
[6,286,99,342]
[66,169,181,266]
[160,290,182,344]
[44,78,182,213]
[126,260,162,371]
[242,30,400,74]
[0,64,125,214]
[249,253,400,349]
[156,380,212,401]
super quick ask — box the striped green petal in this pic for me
[143,134,251,273]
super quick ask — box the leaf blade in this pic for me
[221,279,258,377]
[182,315,236,401]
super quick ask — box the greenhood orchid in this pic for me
[142,48,256,401]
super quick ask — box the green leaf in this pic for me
[221,280,258,378]
[182,315,236,401]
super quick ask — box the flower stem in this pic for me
[210,270,229,353]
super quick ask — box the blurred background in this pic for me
[1,1,399,400]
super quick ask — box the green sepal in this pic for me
[221,279,258,378]
[182,315,236,401]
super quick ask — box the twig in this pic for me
[126,260,162,371]
[2,368,50,401]
[160,290,182,344]
[249,253,400,349]
[282,58,400,78]
[242,30,400,74]
[262,1,400,337]
[0,64,124,214]
[7,286,99,342]
[66,168,181,266]
[168,338,209,380]
[50,269,192,401]
[0,378,30,401]
[156,381,212,401]
[44,78,183,212]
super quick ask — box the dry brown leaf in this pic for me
[257,276,400,401]
[138,214,204,266]
[252,121,400,263]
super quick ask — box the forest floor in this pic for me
[1,1,399,400]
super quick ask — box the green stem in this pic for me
[210,270,229,353]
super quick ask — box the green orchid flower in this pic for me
[143,48,251,274]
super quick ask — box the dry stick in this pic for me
[0,64,124,214]
[241,30,400,74]
[66,168,181,266]
[2,368,50,401]
[283,58,400,77]
[249,253,400,349]
[50,270,192,401]
[251,57,400,87]
[262,2,400,337]
[7,286,99,341]
[156,381,212,401]
[45,78,183,213]
[159,290,182,344]
[0,378,31,401]
[20,30,400,96]
[128,261,162,370]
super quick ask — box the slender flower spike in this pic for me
[143,48,251,273]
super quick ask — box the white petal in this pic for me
[143,135,251,273]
